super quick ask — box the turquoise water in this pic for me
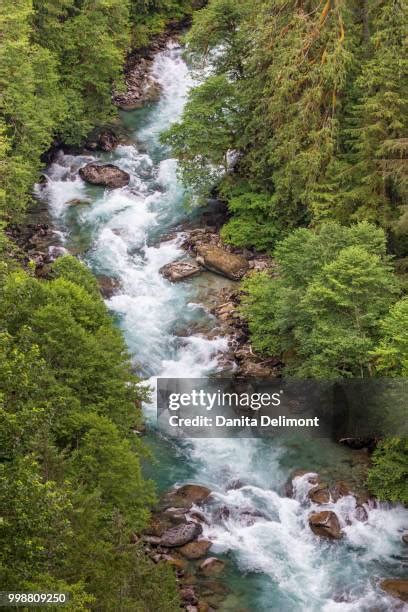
[38,42,408,611]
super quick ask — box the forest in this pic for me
[0,0,407,609]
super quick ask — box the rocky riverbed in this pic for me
[138,468,408,610]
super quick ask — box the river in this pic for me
[37,42,408,612]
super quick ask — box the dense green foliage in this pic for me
[164,0,408,251]
[367,438,408,504]
[241,222,399,377]
[165,0,408,503]
[0,0,195,219]
[0,257,180,609]
[0,0,195,606]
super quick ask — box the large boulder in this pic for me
[330,481,352,502]
[308,511,342,540]
[178,539,212,560]
[308,485,331,505]
[159,522,202,547]
[79,163,130,188]
[380,579,408,603]
[195,245,249,280]
[160,261,202,282]
[164,484,211,509]
[163,506,189,524]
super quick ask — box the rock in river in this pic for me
[79,163,130,188]
[199,557,226,576]
[160,522,202,547]
[160,260,202,282]
[178,539,212,560]
[97,129,119,151]
[380,579,408,603]
[164,484,212,509]
[308,510,342,540]
[308,485,331,505]
[195,245,249,280]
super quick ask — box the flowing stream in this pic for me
[38,42,408,612]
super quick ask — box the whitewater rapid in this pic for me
[38,42,408,611]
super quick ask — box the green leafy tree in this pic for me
[0,0,66,218]
[162,74,239,198]
[373,298,408,375]
[32,0,132,143]
[334,0,407,228]
[0,259,179,607]
[367,438,408,503]
[241,222,399,377]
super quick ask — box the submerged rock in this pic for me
[380,579,408,603]
[195,245,249,280]
[354,505,368,522]
[97,129,119,151]
[160,522,202,547]
[199,557,226,576]
[178,539,212,560]
[66,198,91,207]
[330,481,352,501]
[308,510,342,539]
[79,163,130,188]
[160,260,202,282]
[97,275,121,299]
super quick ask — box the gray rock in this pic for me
[159,522,202,547]
[164,484,212,509]
[308,510,342,540]
[97,129,118,151]
[380,579,408,603]
[48,245,68,262]
[160,260,202,282]
[196,245,249,280]
[79,163,130,188]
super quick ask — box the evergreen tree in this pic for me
[0,0,65,218]
[0,259,179,608]
[324,0,408,229]
[373,298,408,375]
